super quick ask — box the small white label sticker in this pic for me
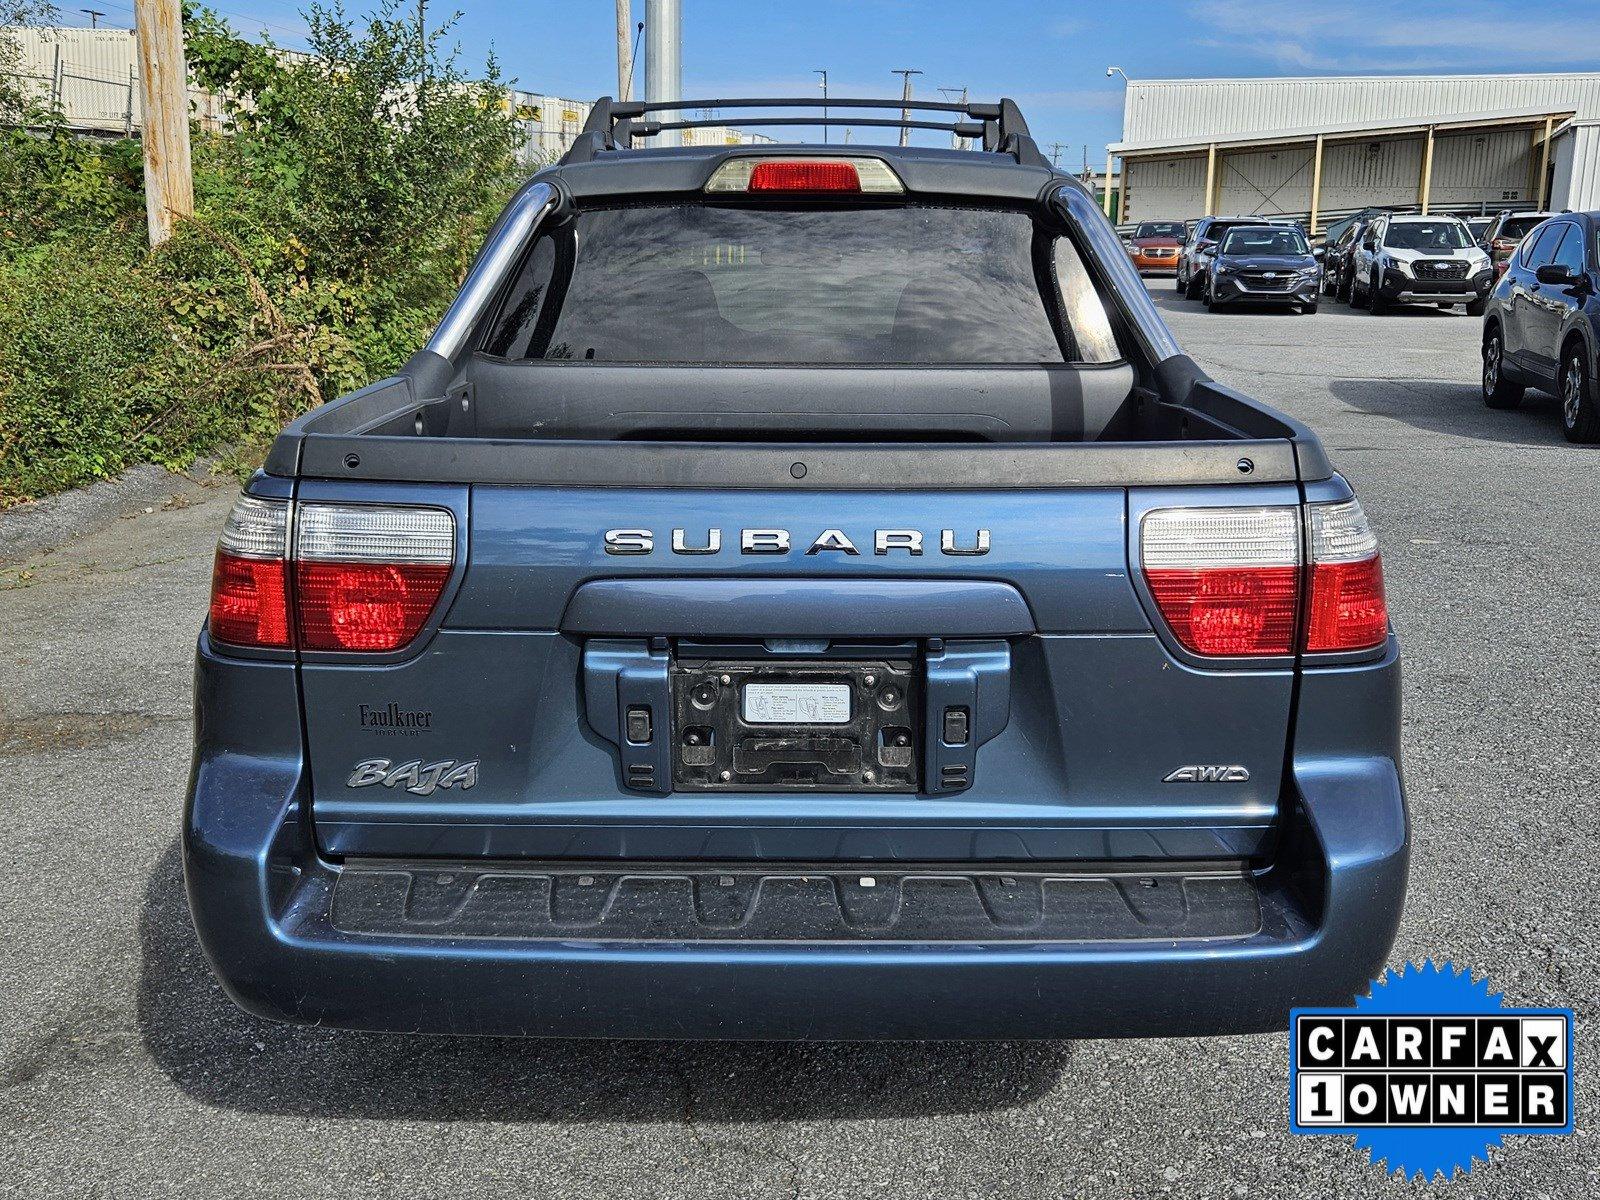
[742,682,852,725]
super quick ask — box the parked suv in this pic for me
[1481,211,1600,442]
[1177,216,1298,299]
[1349,213,1494,315]
[1204,224,1321,313]
[1322,216,1373,304]
[1480,210,1559,280]
[185,96,1405,1041]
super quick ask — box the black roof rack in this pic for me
[560,96,1049,168]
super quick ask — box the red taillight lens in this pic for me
[1140,500,1389,659]
[207,494,455,654]
[1145,566,1301,656]
[747,159,861,193]
[1305,556,1388,651]
[209,552,291,647]
[1305,499,1388,652]
[1141,507,1302,658]
[293,503,456,653]
[296,561,452,651]
[208,493,291,648]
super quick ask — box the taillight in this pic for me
[209,494,291,648]
[1140,499,1390,659]
[206,495,454,653]
[705,156,904,195]
[1141,507,1301,657]
[294,504,454,652]
[1305,499,1388,652]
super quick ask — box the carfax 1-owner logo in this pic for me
[1290,961,1575,1181]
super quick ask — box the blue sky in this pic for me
[58,0,1600,163]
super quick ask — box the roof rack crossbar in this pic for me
[613,96,1004,119]
[559,95,1046,168]
[636,116,986,138]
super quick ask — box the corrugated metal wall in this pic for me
[1124,131,1546,226]
[7,27,142,132]
[1553,122,1600,211]
[1122,74,1600,146]
[1125,155,1207,221]
[1430,128,1533,207]
[1316,138,1424,211]
[1215,145,1317,216]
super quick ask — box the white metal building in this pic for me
[1107,73,1600,234]
[4,27,770,164]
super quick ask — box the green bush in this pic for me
[0,2,522,504]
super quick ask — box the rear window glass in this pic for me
[1221,228,1308,255]
[1499,217,1547,240]
[483,204,1118,365]
[1384,221,1472,250]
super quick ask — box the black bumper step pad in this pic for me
[330,863,1263,943]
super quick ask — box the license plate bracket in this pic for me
[671,658,919,791]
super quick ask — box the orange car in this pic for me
[1124,221,1187,274]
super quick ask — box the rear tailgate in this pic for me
[299,479,1299,862]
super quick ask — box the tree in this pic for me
[1,1,61,122]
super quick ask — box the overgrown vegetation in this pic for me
[0,3,522,503]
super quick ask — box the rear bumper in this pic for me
[185,638,1408,1040]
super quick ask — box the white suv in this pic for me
[1349,214,1495,315]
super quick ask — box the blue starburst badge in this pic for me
[1289,961,1574,1181]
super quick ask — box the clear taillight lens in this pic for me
[1305,498,1388,652]
[209,494,291,648]
[294,504,454,652]
[206,495,454,653]
[1141,507,1302,657]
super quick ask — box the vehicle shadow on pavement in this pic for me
[1329,379,1569,447]
[137,841,1070,1122]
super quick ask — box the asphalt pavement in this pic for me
[0,285,1594,1198]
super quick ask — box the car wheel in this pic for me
[1339,270,1354,304]
[1185,270,1203,301]
[1203,276,1216,310]
[1302,301,1319,315]
[1367,272,1388,314]
[1481,329,1524,410]
[1466,297,1488,317]
[1175,269,1186,294]
[1559,342,1600,442]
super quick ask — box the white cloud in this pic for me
[1190,0,1600,72]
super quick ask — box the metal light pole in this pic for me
[815,69,827,144]
[1105,67,1129,220]
[891,68,921,148]
[644,0,681,147]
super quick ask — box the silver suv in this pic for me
[1348,214,1494,315]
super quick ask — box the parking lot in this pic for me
[0,287,1595,1199]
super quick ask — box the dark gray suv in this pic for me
[1481,211,1600,442]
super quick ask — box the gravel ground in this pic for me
[0,286,1593,1198]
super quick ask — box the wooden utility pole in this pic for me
[891,69,921,148]
[134,0,193,247]
[615,0,633,101]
